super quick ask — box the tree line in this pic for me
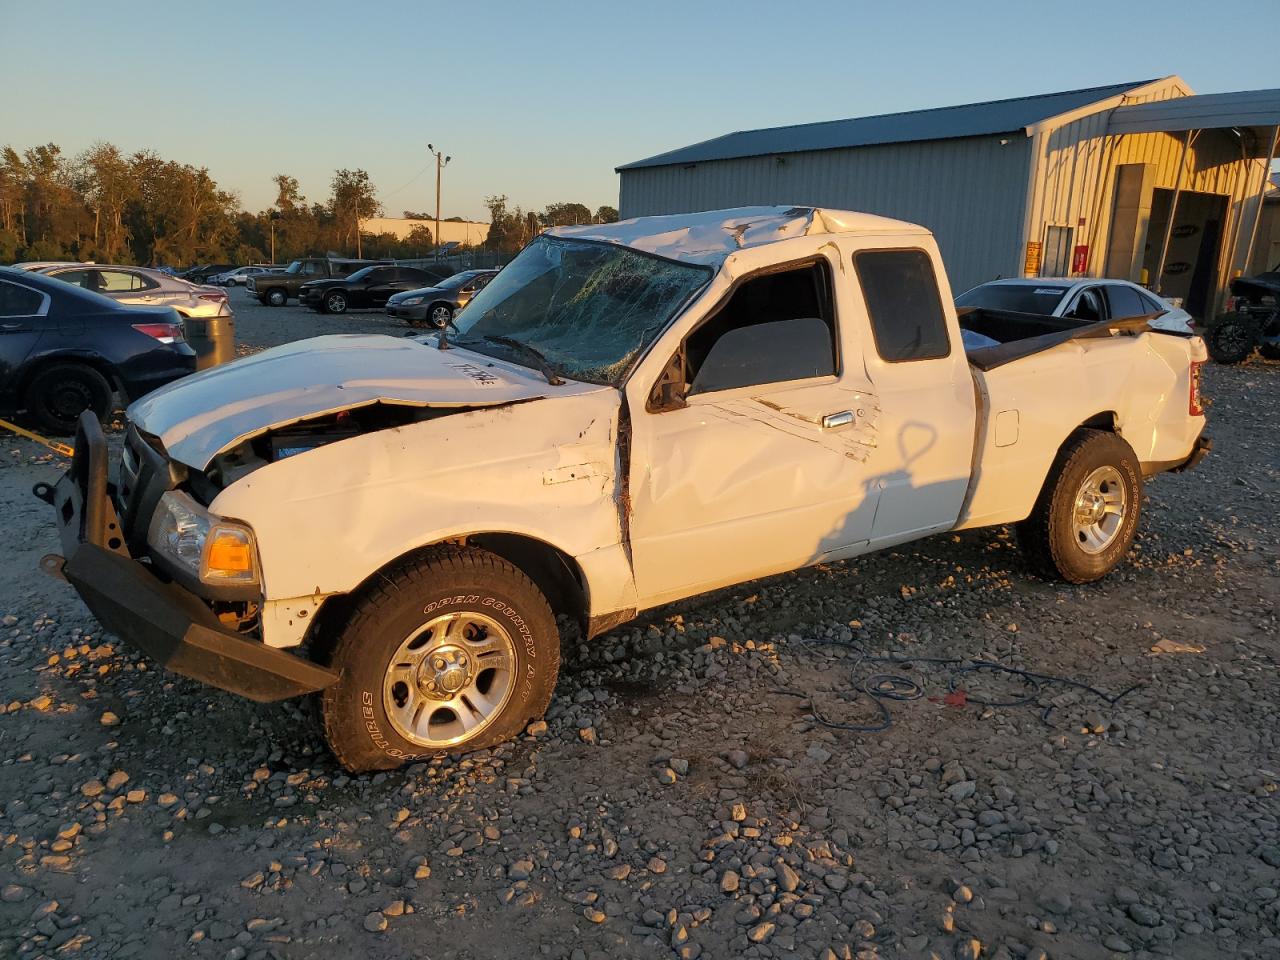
[0,141,619,267]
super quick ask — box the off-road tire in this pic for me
[1205,313,1257,364]
[1017,429,1142,584]
[318,547,559,773]
[24,362,113,436]
[265,288,287,307]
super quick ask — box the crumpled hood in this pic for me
[128,334,601,468]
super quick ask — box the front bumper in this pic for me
[36,413,337,703]
[386,303,429,323]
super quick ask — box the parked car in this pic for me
[299,265,437,314]
[955,278,1193,333]
[40,206,1210,771]
[210,266,275,287]
[0,266,195,434]
[247,257,391,306]
[385,269,500,327]
[180,264,236,284]
[36,264,233,323]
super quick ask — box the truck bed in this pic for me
[955,309,1206,531]
[959,307,1174,370]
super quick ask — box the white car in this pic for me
[44,206,1209,772]
[956,278,1193,334]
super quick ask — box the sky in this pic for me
[2,0,1276,222]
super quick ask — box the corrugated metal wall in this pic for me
[618,135,1032,292]
[1027,78,1267,293]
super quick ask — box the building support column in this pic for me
[1242,125,1280,275]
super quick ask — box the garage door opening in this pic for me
[1143,189,1227,320]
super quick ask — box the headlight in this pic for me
[148,491,260,587]
[400,296,425,306]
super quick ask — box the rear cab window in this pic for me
[1104,284,1150,320]
[854,249,950,362]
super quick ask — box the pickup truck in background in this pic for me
[247,257,391,306]
[40,206,1209,772]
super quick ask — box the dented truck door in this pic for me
[626,250,881,609]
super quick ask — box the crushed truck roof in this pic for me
[549,206,925,267]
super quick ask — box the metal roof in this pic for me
[617,80,1155,171]
[1107,88,1280,153]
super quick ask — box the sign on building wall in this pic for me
[1071,244,1089,275]
[1024,240,1043,276]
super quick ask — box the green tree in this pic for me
[329,168,380,254]
[595,205,619,224]
[540,202,593,227]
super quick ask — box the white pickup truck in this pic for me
[40,206,1210,772]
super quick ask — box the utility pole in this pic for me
[428,143,451,260]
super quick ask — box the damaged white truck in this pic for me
[39,207,1210,772]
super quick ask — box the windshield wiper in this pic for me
[482,335,564,385]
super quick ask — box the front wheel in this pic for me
[265,288,287,307]
[1205,314,1257,364]
[429,303,453,328]
[324,291,348,314]
[1017,429,1142,584]
[318,547,560,772]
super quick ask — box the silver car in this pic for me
[37,263,233,321]
[210,265,275,286]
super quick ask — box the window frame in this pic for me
[0,278,52,318]
[646,254,842,412]
[852,246,952,364]
[95,269,159,293]
[1102,282,1149,321]
[1062,285,1108,323]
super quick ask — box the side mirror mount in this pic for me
[648,349,688,412]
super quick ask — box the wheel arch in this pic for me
[307,532,593,657]
[17,351,123,404]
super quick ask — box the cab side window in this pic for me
[854,249,951,362]
[681,260,836,396]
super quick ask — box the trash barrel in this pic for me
[185,315,236,370]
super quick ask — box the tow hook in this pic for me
[40,554,67,582]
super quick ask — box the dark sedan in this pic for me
[0,266,197,434]
[385,269,499,327]
[299,265,437,314]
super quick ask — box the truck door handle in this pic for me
[822,410,855,430]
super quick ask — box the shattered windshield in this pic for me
[451,236,711,384]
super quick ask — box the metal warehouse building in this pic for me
[617,77,1280,319]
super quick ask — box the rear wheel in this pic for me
[318,547,560,772]
[1017,429,1141,584]
[24,363,113,436]
[1205,313,1257,364]
[324,291,348,314]
[265,288,287,307]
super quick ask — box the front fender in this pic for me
[208,390,626,603]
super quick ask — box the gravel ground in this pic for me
[1,295,1276,959]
